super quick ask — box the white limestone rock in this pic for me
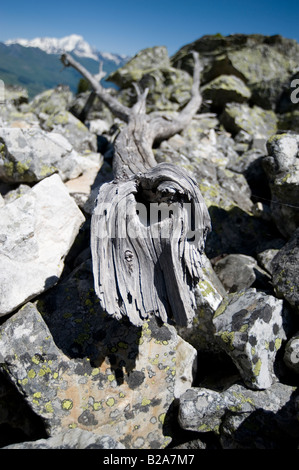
[0,174,85,316]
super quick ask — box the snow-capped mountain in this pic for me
[5,34,128,64]
[1,35,130,98]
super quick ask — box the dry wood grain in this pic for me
[61,51,211,327]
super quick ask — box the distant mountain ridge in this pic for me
[0,34,130,99]
[5,34,129,65]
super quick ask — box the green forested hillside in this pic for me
[0,43,123,98]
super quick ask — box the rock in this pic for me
[213,254,271,293]
[227,148,271,206]
[0,370,48,448]
[0,127,67,183]
[179,382,299,448]
[256,238,285,274]
[213,288,287,389]
[0,127,101,184]
[118,67,193,113]
[0,104,40,129]
[278,110,299,133]
[87,118,110,135]
[178,382,297,436]
[28,85,73,116]
[271,228,299,313]
[140,67,193,112]
[108,46,193,112]
[220,103,277,139]
[263,133,299,238]
[0,174,85,316]
[2,33,299,450]
[201,74,251,110]
[69,91,115,125]
[64,163,103,210]
[41,110,97,153]
[179,387,232,433]
[155,117,252,215]
[155,116,277,260]
[108,46,171,88]
[3,183,31,203]
[0,271,196,449]
[173,439,207,449]
[283,333,299,374]
[3,428,125,449]
[172,34,299,110]
[5,85,29,106]
[177,254,226,353]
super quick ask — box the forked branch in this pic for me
[61,52,130,123]
[61,49,210,328]
[60,51,202,144]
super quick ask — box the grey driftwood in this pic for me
[60,52,211,327]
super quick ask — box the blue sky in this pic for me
[1,0,299,56]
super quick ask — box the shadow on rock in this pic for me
[221,388,299,449]
[205,205,282,259]
[38,258,142,385]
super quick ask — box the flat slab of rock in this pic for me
[0,300,196,449]
[0,174,85,316]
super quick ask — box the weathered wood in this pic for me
[91,163,211,326]
[61,51,211,327]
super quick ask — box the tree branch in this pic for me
[61,52,131,123]
[150,51,202,143]
[60,49,210,328]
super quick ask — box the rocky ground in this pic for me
[0,33,299,450]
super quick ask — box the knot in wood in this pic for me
[124,250,134,263]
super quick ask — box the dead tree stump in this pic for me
[61,52,211,327]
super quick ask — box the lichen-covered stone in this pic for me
[278,110,299,133]
[202,74,251,109]
[220,102,277,139]
[177,254,226,353]
[213,253,271,293]
[107,46,171,88]
[178,382,299,445]
[0,174,85,316]
[0,278,196,449]
[283,333,299,374]
[262,133,299,238]
[41,110,97,153]
[4,85,28,106]
[213,288,287,389]
[108,46,193,112]
[172,34,299,110]
[28,85,73,116]
[154,116,277,259]
[0,127,101,184]
[271,228,299,313]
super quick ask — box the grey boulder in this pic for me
[213,288,287,389]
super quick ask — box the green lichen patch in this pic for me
[61,399,73,411]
